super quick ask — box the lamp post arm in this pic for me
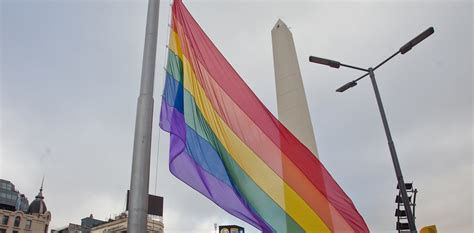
[351,50,401,83]
[339,63,369,72]
[333,63,368,92]
[374,51,401,70]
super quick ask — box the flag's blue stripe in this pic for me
[162,73,304,233]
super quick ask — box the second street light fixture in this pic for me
[309,27,434,233]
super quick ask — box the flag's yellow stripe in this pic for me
[170,30,355,232]
[170,29,331,233]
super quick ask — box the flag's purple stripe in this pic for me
[160,99,273,232]
[160,91,232,188]
[161,74,304,232]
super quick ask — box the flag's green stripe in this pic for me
[184,89,303,233]
[166,52,305,233]
[167,50,183,83]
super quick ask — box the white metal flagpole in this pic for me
[128,0,160,232]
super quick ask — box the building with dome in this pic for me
[0,179,51,233]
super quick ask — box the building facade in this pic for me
[0,180,28,213]
[0,179,51,233]
[52,213,163,233]
[80,214,105,232]
[89,213,163,233]
[50,223,81,233]
[50,214,104,233]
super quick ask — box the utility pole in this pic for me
[128,0,160,232]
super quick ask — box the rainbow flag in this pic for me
[160,1,369,232]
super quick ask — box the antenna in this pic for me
[41,175,45,191]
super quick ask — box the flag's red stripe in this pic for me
[172,1,369,232]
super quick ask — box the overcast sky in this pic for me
[1,0,472,232]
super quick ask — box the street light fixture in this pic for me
[309,27,434,233]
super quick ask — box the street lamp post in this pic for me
[309,27,434,233]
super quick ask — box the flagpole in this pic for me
[128,0,160,232]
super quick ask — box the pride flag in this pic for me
[160,1,369,232]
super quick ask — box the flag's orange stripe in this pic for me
[171,2,368,232]
[170,22,353,233]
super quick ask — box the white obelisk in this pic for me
[271,19,319,157]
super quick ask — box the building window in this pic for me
[13,231,18,233]
[0,229,6,233]
[14,216,20,227]
[25,220,32,230]
[1,216,8,225]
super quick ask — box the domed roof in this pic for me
[28,183,47,214]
